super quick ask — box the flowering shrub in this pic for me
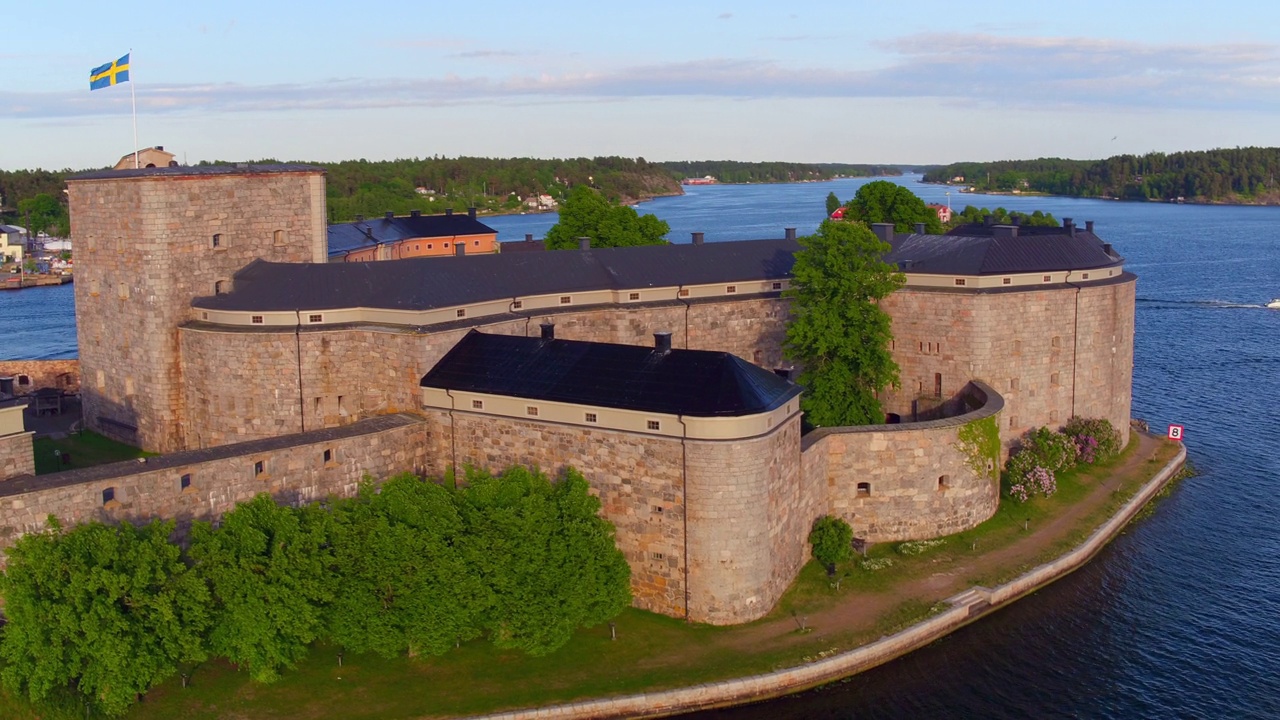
[897,538,946,556]
[1003,426,1075,503]
[1075,434,1099,464]
[1007,465,1057,503]
[1062,417,1121,463]
[859,557,895,571]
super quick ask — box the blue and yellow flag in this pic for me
[90,54,130,90]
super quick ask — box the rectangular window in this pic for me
[473,240,480,247]
[273,229,285,245]
[17,375,29,386]
[1052,336,1061,348]
[309,314,323,323]
[934,373,943,398]
[526,406,539,417]
[1010,416,1019,428]
[512,300,523,309]
[772,282,783,290]
[559,296,572,305]
[202,312,209,320]
[102,487,115,505]
[254,460,265,477]
[471,399,484,409]
[1051,372,1061,387]
[212,233,222,248]
[215,280,226,295]
[726,285,737,294]
[427,244,433,250]
[444,242,450,248]
[179,474,191,491]
[678,289,690,297]
[251,315,264,324]
[629,292,640,301]
[584,412,598,423]
[1043,275,1052,282]
[1082,273,1090,280]
[647,420,661,431]
[651,552,665,560]
[415,244,420,251]
[323,448,333,463]
[954,278,966,286]
[456,309,466,318]
[1003,277,1012,285]
[1009,378,1019,391]
[117,284,130,300]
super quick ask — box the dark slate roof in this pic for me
[328,213,498,257]
[420,330,801,417]
[883,229,1122,275]
[499,238,547,253]
[193,237,801,312]
[68,163,322,181]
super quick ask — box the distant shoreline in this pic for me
[920,182,1280,208]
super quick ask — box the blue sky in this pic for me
[6,0,1280,170]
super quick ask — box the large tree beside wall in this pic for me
[784,220,905,427]
[544,185,670,249]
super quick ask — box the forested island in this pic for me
[923,147,1280,204]
[659,161,898,184]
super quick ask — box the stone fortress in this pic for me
[0,164,1135,625]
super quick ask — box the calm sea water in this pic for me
[1,178,1278,718]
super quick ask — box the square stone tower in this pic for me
[66,164,327,453]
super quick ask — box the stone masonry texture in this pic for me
[0,361,80,395]
[0,432,35,481]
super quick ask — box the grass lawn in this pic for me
[0,437,1182,720]
[31,430,153,474]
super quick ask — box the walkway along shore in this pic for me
[466,437,1188,720]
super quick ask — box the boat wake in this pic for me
[1136,298,1272,310]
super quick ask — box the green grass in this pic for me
[0,437,1181,719]
[31,430,152,474]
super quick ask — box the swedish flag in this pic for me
[89,54,130,90]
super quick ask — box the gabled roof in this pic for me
[884,227,1121,275]
[194,237,801,312]
[328,212,497,257]
[420,330,801,418]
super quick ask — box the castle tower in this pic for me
[66,164,327,452]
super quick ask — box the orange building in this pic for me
[328,208,498,262]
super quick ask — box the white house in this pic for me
[0,225,25,264]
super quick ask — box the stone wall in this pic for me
[0,429,34,481]
[0,360,80,394]
[68,169,326,452]
[805,382,1003,543]
[0,414,427,560]
[423,407,689,619]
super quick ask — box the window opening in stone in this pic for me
[254,460,265,477]
[856,482,871,497]
[179,474,191,491]
[102,487,115,505]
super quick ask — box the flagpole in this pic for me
[130,49,138,169]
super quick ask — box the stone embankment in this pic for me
[465,438,1187,720]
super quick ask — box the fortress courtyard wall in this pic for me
[0,360,81,395]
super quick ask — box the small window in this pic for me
[934,373,943,398]
[1050,410,1059,422]
[772,282,783,290]
[427,244,433,250]
[323,448,333,463]
[1081,273,1090,280]
[954,278,966,286]
[1013,340,1023,355]
[584,412,598,423]
[251,315,264,324]
[309,314,323,323]
[17,375,30,386]
[647,420,661,431]
[202,312,209,320]
[726,285,737,294]
[1009,378,1019,391]
[102,487,115,505]
[215,280,226,295]
[456,309,466,318]
[526,406,539,417]
[1009,416,1019,429]
[1043,275,1052,282]
[559,296,572,305]
[1052,336,1061,348]
[471,399,484,410]
[1051,372,1060,387]
[856,482,871,497]
[653,505,664,514]
[651,552,665,560]
[179,474,191,491]
[273,229,285,245]
[678,289,690,297]
[473,240,480,247]
[512,300,523,310]
[938,475,950,490]
[415,244,420,251]
[1002,277,1011,285]
[212,233,222,248]
[443,242,450,248]
[629,292,641,301]
[117,284,129,300]
[254,460,265,477]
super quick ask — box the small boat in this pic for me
[1267,298,1280,309]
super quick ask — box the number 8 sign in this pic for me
[1167,424,1184,441]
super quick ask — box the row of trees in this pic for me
[949,205,1060,228]
[544,185,670,249]
[923,147,1280,203]
[659,161,898,184]
[0,467,631,716]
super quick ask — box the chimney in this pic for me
[773,367,791,380]
[578,237,591,251]
[540,323,555,341]
[653,331,673,355]
[525,233,533,242]
[914,222,925,235]
[993,225,1018,238]
[1062,217,1073,228]
[691,232,704,245]
[871,222,894,244]
[455,243,466,257]
[1103,243,1114,255]
[1011,215,1022,226]
[364,227,374,239]
[445,208,454,216]
[410,210,421,218]
[784,227,797,241]
[983,214,994,226]
[468,207,477,219]
[155,145,164,151]
[385,211,394,220]
[1085,220,1095,233]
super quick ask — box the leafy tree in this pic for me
[825,191,841,216]
[327,474,484,658]
[456,466,631,656]
[16,193,68,237]
[808,515,853,572]
[189,495,334,682]
[950,205,1058,228]
[0,518,210,716]
[842,180,942,233]
[784,220,905,426]
[544,185,670,249]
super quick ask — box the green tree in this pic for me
[189,495,334,682]
[16,193,68,237]
[0,518,210,717]
[784,220,905,426]
[843,180,942,233]
[545,185,670,249]
[825,191,841,216]
[327,474,484,658]
[456,466,631,656]
[808,515,854,572]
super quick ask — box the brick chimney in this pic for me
[692,232,704,245]
[871,223,894,244]
[578,237,591,251]
[784,228,797,241]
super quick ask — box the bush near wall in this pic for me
[0,466,632,717]
[1003,418,1120,504]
